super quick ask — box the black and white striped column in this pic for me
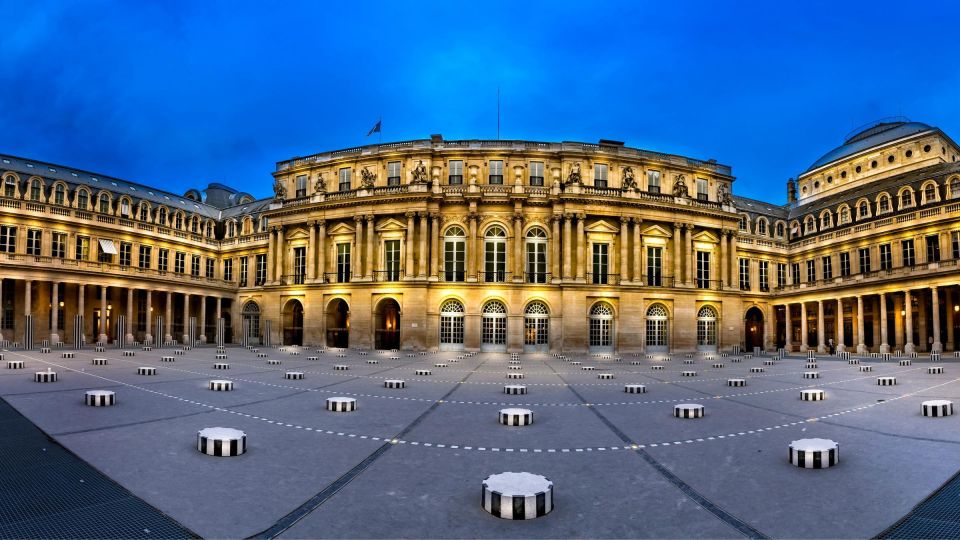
[241,319,250,348]
[384,379,405,389]
[137,367,156,376]
[115,315,125,349]
[84,390,116,407]
[23,314,33,350]
[800,389,825,401]
[877,376,897,386]
[922,400,953,417]
[481,472,553,520]
[727,378,746,387]
[504,384,527,394]
[674,404,704,418]
[499,408,534,426]
[929,366,945,374]
[73,314,84,350]
[216,318,225,347]
[326,397,357,412]
[188,316,197,348]
[33,369,56,382]
[789,438,838,469]
[624,384,647,393]
[263,320,272,348]
[197,427,246,457]
[155,316,164,348]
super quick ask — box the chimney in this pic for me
[787,177,797,203]
[430,134,443,143]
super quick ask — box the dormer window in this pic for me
[878,196,890,213]
[739,215,747,231]
[757,219,766,235]
[858,202,869,219]
[901,190,913,208]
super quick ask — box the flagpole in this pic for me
[378,116,382,144]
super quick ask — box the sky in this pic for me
[2,0,959,203]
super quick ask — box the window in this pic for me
[839,252,850,277]
[3,177,16,198]
[119,242,132,267]
[383,240,401,281]
[953,232,960,260]
[524,301,549,348]
[174,213,183,230]
[821,213,831,229]
[791,262,800,284]
[30,180,40,201]
[224,258,233,281]
[255,254,267,285]
[174,252,185,274]
[647,170,661,193]
[739,215,747,231]
[139,245,151,269]
[242,301,261,341]
[439,299,465,348]
[776,222,785,237]
[484,226,507,282]
[879,196,890,213]
[646,246,662,286]
[525,228,548,283]
[902,239,915,267]
[951,178,960,200]
[227,221,236,238]
[481,301,507,349]
[858,247,871,273]
[443,226,465,282]
[336,243,351,282]
[696,251,710,288]
[805,217,815,235]
[645,304,668,348]
[530,161,544,186]
[205,258,215,279]
[77,190,88,210]
[26,229,41,256]
[488,160,503,184]
[54,184,65,205]
[157,207,167,226]
[901,190,913,208]
[240,257,249,286]
[927,234,941,263]
[51,232,65,258]
[759,260,769,291]
[99,194,110,214]
[858,202,869,220]
[120,199,130,217]
[387,162,401,186]
[739,258,750,290]
[879,244,892,270]
[757,219,767,235]
[822,256,832,280]
[295,175,307,198]
[0,226,16,253]
[448,160,463,185]
[589,302,614,350]
[293,247,305,283]
[339,168,351,191]
[696,306,717,346]
[777,262,786,288]
[75,236,88,260]
[696,178,708,201]
[591,243,609,284]
[839,207,850,224]
[139,205,149,221]
[924,184,937,204]
[190,217,198,234]
[158,249,169,272]
[594,164,608,188]
[191,255,200,276]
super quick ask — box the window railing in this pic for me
[587,273,619,285]
[480,270,509,283]
[696,278,724,290]
[525,271,550,283]
[440,270,466,282]
[374,269,403,282]
[325,271,351,283]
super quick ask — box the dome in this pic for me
[805,119,933,173]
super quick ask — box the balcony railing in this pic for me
[281,274,307,285]
[325,271,351,284]
[642,274,675,287]
[525,271,550,284]
[373,269,403,282]
[439,270,466,282]
[480,271,510,283]
[696,278,724,290]
[587,273,620,285]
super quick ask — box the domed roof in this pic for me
[805,119,933,173]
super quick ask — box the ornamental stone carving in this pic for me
[411,160,428,184]
[622,166,638,191]
[273,178,286,201]
[673,175,689,198]
[360,167,376,189]
[314,173,326,193]
[566,162,582,186]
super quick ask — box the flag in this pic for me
[367,120,381,136]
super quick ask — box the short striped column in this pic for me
[712,363,724,369]
[805,362,818,369]
[504,384,527,394]
[209,380,233,391]
[137,367,156,376]
[928,366,945,374]
[213,363,230,370]
[597,373,614,380]
[197,427,246,457]
[499,408,534,426]
[34,369,57,382]
[877,376,897,386]
[727,378,746,387]
[284,371,304,380]
[789,438,838,469]
[416,369,432,376]
[624,384,647,393]
[922,400,954,417]
[651,365,664,371]
[800,389,825,401]
[848,357,860,365]
[61,352,74,359]
[506,372,524,379]
[333,364,349,371]
[749,367,764,373]
[858,365,873,372]
[899,359,912,366]
[807,351,816,360]
[674,403,704,418]
[803,371,820,379]
[434,363,448,368]
[326,397,357,412]
[839,351,850,360]
[931,352,942,362]
[84,390,115,407]
[161,356,175,362]
[265,358,279,364]
[481,472,553,520]
[763,359,776,366]
[681,371,698,377]
[580,366,596,371]
[91,358,108,366]
[384,380,405,389]
[122,350,135,357]
[7,360,24,369]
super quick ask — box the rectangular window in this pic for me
[529,161,544,186]
[488,160,503,184]
[926,234,941,263]
[51,232,66,259]
[336,243,351,282]
[174,252,185,274]
[0,226,16,253]
[384,240,401,281]
[647,170,661,193]
[4,179,16,198]
[158,249,169,272]
[339,168,351,191]
[26,229,41,256]
[840,252,851,277]
[791,262,800,284]
[739,258,750,290]
[646,246,662,286]
[224,259,233,282]
[525,237,547,283]
[119,242,132,267]
[902,239,915,267]
[448,160,463,185]
[205,259,215,279]
[696,251,711,288]
[822,256,833,280]
[696,178,709,201]
[293,247,305,283]
[777,262,786,288]
[484,237,506,282]
[191,255,200,277]
[443,236,465,282]
[594,164,608,188]
[858,247,871,273]
[880,243,892,270]
[239,257,249,286]
[759,260,769,291]
[387,162,401,186]
[255,254,267,285]
[592,243,609,284]
[138,245,151,269]
[806,259,815,283]
[295,175,307,198]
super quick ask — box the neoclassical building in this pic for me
[1,118,958,353]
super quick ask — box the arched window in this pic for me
[839,207,850,224]
[439,299,465,351]
[589,302,615,352]
[776,222,784,237]
[820,213,831,229]
[139,204,149,221]
[858,202,869,219]
[481,300,507,351]
[77,190,88,210]
[54,184,65,205]
[30,180,41,201]
[804,217,816,234]
[739,215,747,231]
[878,195,890,213]
[191,216,199,233]
[242,301,261,343]
[756,219,767,236]
[950,177,960,200]
[443,226,465,282]
[120,198,130,217]
[525,227,548,283]
[99,193,110,213]
[484,226,507,282]
[901,190,913,208]
[158,207,167,225]
[645,304,669,351]
[174,212,183,229]
[924,184,937,204]
[696,305,718,348]
[524,301,549,351]
[227,221,236,238]
[3,177,16,198]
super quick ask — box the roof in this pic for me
[804,120,934,173]
[733,195,789,220]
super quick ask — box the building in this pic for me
[1,118,958,354]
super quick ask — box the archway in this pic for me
[589,302,615,353]
[523,301,549,352]
[645,304,669,353]
[744,307,764,352]
[439,299,465,351]
[326,299,349,348]
[481,300,508,352]
[282,299,304,346]
[241,301,261,345]
[696,305,718,352]
[375,298,401,350]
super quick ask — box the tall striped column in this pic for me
[188,316,197,347]
[155,316,164,348]
[241,319,250,348]
[115,316,125,349]
[264,320,272,348]
[23,314,33,350]
[73,314,84,350]
[216,318,225,347]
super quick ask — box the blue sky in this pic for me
[2,0,959,202]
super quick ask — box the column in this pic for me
[729,231,738,290]
[306,221,316,282]
[856,295,867,354]
[672,223,682,285]
[932,286,942,352]
[418,213,428,278]
[24,280,31,345]
[684,225,693,285]
[800,302,808,352]
[430,212,440,279]
[514,214,524,282]
[317,220,326,282]
[405,212,415,279]
[905,290,915,354]
[563,214,572,280]
[144,290,152,344]
[632,219,642,283]
[551,215,561,283]
[720,230,729,287]
[366,215,376,279]
[78,284,86,344]
[836,298,846,353]
[267,228,276,282]
[816,300,825,353]
[575,213,585,281]
[182,293,190,344]
[618,217,629,283]
[784,304,793,351]
[354,216,364,280]
[879,292,889,353]
[274,226,284,283]
[467,214,478,282]
[894,294,904,350]
[216,297,222,321]
[98,285,108,343]
[199,295,207,343]
[125,288,134,345]
[50,282,60,344]
[947,288,956,351]
[164,291,173,343]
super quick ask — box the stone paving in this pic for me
[2,345,960,538]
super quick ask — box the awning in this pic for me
[98,238,117,255]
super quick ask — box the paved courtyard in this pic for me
[2,344,960,538]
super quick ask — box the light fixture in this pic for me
[955,305,959,312]
[58,301,64,308]
[901,310,906,316]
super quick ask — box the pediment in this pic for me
[585,219,619,234]
[326,222,355,236]
[641,224,672,237]
[375,217,407,232]
[692,230,719,243]
[285,227,309,240]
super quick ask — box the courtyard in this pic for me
[1,344,959,538]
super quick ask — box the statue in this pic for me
[360,167,376,189]
[273,178,286,201]
[566,162,582,186]
[411,160,428,184]
[622,166,638,190]
[314,173,326,193]
[673,174,689,198]
[718,183,733,205]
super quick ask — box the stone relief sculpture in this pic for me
[622,166,638,190]
[673,174,689,198]
[718,183,733,205]
[411,160,428,184]
[360,167,376,189]
[314,172,326,193]
[566,162,582,186]
[273,178,286,200]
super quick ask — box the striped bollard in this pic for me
[481,472,553,520]
[499,408,534,426]
[84,390,116,407]
[789,438,838,469]
[922,400,954,417]
[197,427,246,457]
